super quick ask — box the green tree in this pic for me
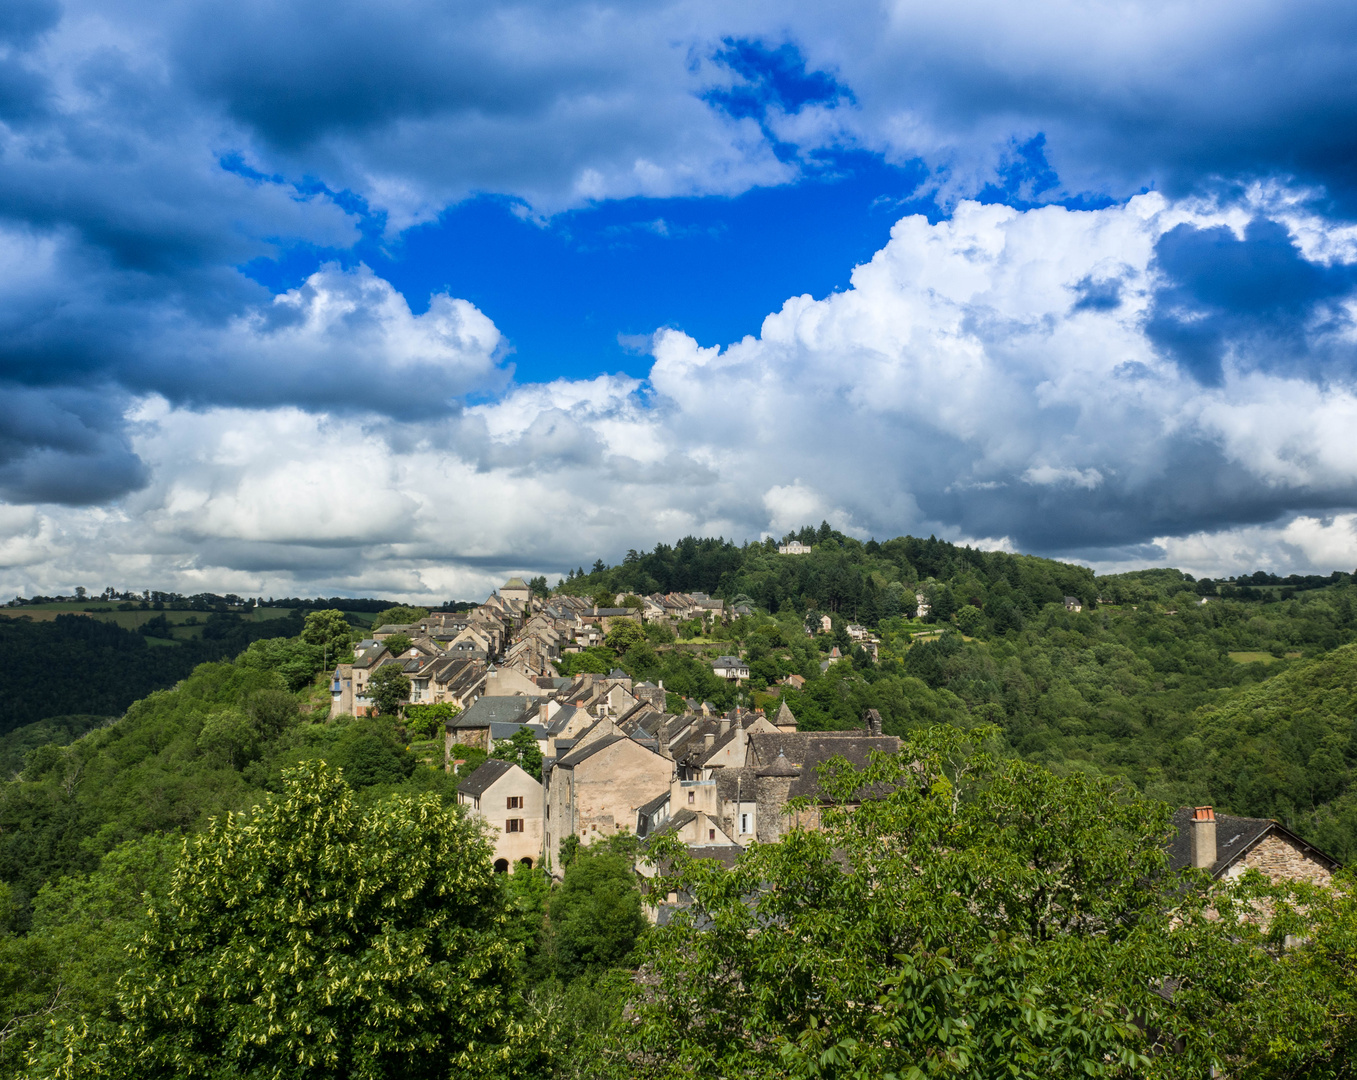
[335,718,415,787]
[28,762,542,1079]
[604,621,646,652]
[194,708,259,770]
[548,845,647,983]
[447,742,488,776]
[235,635,323,691]
[527,576,550,598]
[955,603,985,635]
[405,702,460,739]
[373,605,428,628]
[367,663,411,716]
[383,632,414,656]
[491,726,545,781]
[300,609,354,662]
[622,725,1262,1079]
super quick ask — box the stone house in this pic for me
[445,696,541,757]
[329,663,354,718]
[543,719,674,874]
[457,759,544,871]
[777,540,810,555]
[350,643,393,716]
[1168,806,1339,886]
[499,577,532,605]
[1064,596,1083,612]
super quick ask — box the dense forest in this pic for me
[1,531,1356,1076]
[0,610,304,738]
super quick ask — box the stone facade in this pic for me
[545,734,673,873]
[457,762,544,871]
[1227,833,1335,887]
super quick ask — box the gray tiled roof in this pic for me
[556,734,628,768]
[1166,808,1340,877]
[457,758,516,798]
[448,696,538,730]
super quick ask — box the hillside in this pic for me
[1191,643,1357,862]
[1,531,1356,1074]
[0,609,305,739]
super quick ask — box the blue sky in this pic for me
[2,0,1357,599]
[244,152,939,385]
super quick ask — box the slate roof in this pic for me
[1166,808,1340,877]
[488,721,548,742]
[448,696,538,730]
[637,790,671,818]
[503,577,529,590]
[555,734,628,768]
[457,758,516,798]
[758,749,801,777]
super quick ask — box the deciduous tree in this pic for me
[29,763,543,1079]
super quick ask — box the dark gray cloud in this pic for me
[1146,218,1357,385]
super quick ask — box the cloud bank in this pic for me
[6,190,1357,598]
[5,0,1357,596]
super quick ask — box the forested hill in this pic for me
[557,525,1349,622]
[559,528,1099,619]
[0,611,303,738]
[1192,643,1357,861]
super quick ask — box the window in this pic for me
[505,819,524,833]
[506,796,523,809]
[687,791,695,805]
[741,813,749,833]
[708,829,716,841]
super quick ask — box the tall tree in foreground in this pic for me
[622,726,1356,1080]
[28,762,544,1079]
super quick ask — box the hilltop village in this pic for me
[329,578,1340,902]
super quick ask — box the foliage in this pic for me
[603,621,646,652]
[26,762,544,1079]
[383,632,414,656]
[491,727,545,781]
[0,835,178,1072]
[624,727,1354,1079]
[299,608,355,661]
[0,611,301,738]
[235,633,324,691]
[406,702,461,740]
[556,647,616,677]
[372,605,429,628]
[447,742,488,777]
[548,844,648,984]
[335,718,416,788]
[367,664,412,716]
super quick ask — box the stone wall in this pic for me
[1233,833,1334,887]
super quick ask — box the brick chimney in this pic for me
[864,709,883,737]
[1191,806,1217,870]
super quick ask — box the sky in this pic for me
[3,0,1357,602]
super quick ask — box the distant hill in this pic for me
[0,610,305,738]
[1193,642,1357,862]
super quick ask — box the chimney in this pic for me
[1191,806,1217,870]
[864,709,883,737]
[703,732,716,749]
[718,717,731,737]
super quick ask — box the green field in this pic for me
[0,603,296,642]
[1228,650,1303,664]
